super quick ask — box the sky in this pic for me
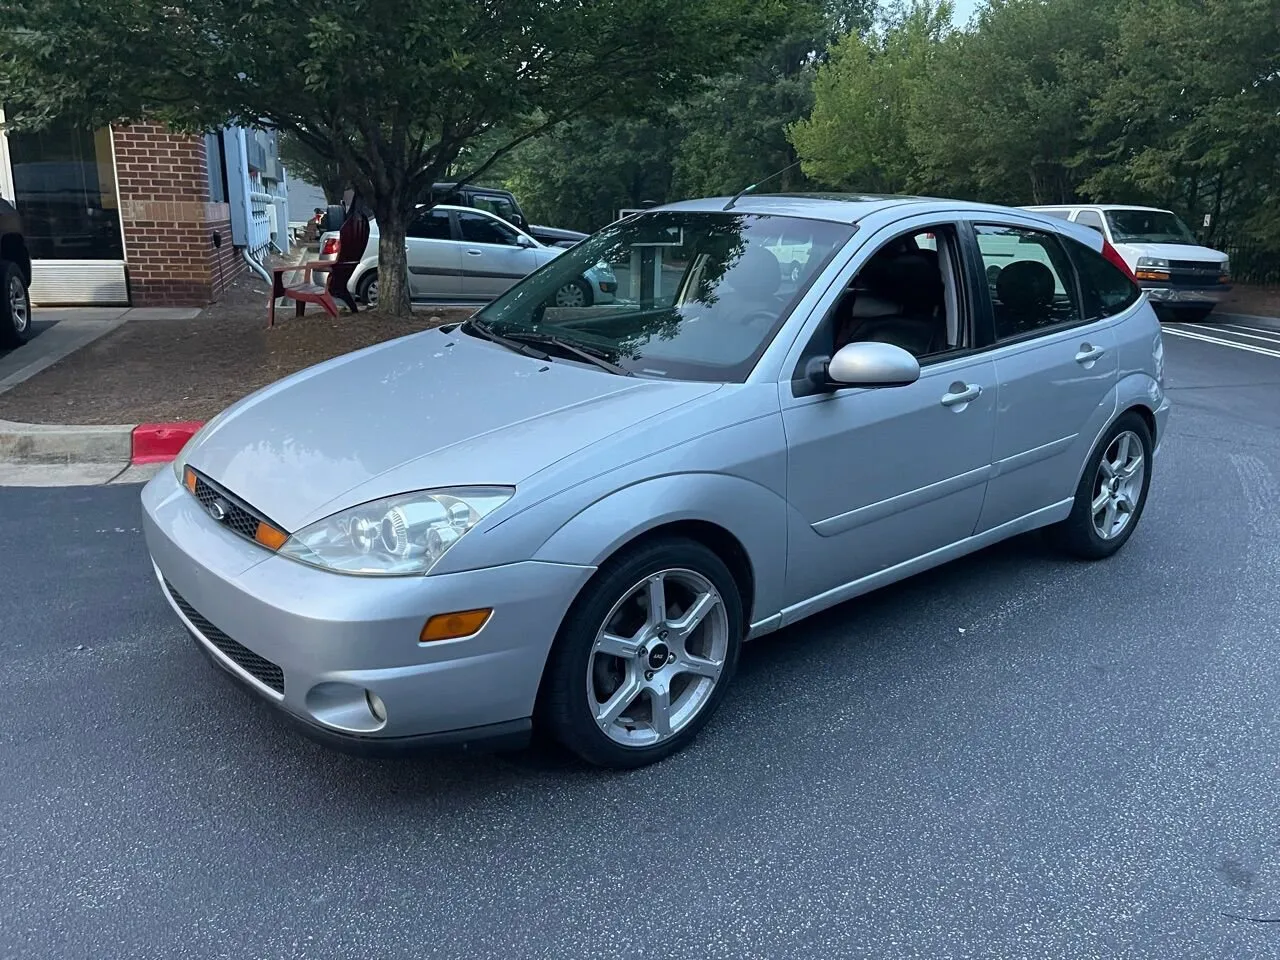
[950,0,981,26]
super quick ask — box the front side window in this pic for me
[458,211,520,246]
[468,211,854,382]
[472,193,522,226]
[974,225,1082,340]
[1104,209,1197,245]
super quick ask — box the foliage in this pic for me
[0,0,788,314]
[789,0,952,194]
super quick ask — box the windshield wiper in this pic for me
[501,331,634,377]
[463,318,550,360]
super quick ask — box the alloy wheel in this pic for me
[364,279,379,307]
[1092,430,1145,540]
[587,568,729,748]
[9,275,29,334]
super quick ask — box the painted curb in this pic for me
[131,421,204,465]
[0,417,205,466]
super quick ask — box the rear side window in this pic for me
[1074,210,1105,232]
[1066,237,1140,318]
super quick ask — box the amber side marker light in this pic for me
[183,466,197,493]
[254,523,289,551]
[421,609,493,643]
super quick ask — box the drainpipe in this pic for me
[241,246,270,284]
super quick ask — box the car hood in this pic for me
[1114,241,1227,263]
[186,328,718,530]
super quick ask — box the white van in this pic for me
[1025,204,1229,321]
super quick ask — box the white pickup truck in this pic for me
[1025,204,1230,322]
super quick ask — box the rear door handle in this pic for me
[940,383,981,408]
[1075,344,1105,364]
[466,248,483,256]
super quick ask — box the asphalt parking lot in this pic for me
[2,323,1279,959]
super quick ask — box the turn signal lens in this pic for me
[420,608,492,643]
[254,522,288,551]
[1135,269,1170,281]
[183,466,197,493]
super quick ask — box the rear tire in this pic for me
[0,260,31,348]
[1047,411,1153,560]
[553,278,592,309]
[540,537,743,768]
[356,271,379,307]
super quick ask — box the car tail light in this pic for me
[1101,239,1138,282]
[321,237,340,256]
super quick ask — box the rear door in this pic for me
[404,207,461,299]
[455,210,540,300]
[966,220,1118,532]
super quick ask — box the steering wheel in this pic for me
[736,308,778,327]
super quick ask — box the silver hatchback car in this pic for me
[142,194,1169,768]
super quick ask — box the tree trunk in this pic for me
[375,207,412,318]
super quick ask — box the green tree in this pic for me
[910,0,1118,204]
[1082,0,1280,245]
[789,0,953,193]
[0,0,786,315]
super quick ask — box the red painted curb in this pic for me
[131,421,204,465]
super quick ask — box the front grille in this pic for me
[1169,260,1224,284]
[189,471,274,543]
[164,578,285,694]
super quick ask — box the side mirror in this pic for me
[516,234,536,248]
[806,341,921,392]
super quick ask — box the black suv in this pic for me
[0,198,33,347]
[429,183,586,248]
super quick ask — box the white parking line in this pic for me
[1161,325,1280,359]
[1213,322,1280,344]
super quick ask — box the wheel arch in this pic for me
[0,232,32,286]
[1073,375,1161,490]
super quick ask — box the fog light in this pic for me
[366,690,387,723]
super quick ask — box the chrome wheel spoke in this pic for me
[1118,455,1144,481]
[648,682,672,737]
[1102,498,1118,533]
[1099,457,1116,479]
[596,631,643,659]
[645,574,668,629]
[669,591,718,641]
[596,672,643,727]
[1091,489,1110,516]
[676,653,723,681]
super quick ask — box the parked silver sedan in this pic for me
[317,204,616,308]
[142,194,1169,768]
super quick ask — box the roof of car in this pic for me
[1025,203,1171,213]
[657,192,1043,224]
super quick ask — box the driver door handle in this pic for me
[466,248,483,256]
[940,383,982,408]
[1075,344,1105,364]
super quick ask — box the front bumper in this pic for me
[141,468,595,752]
[1142,283,1230,306]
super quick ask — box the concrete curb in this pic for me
[0,418,204,465]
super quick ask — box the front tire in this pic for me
[540,538,743,768]
[1047,411,1153,559]
[0,260,31,348]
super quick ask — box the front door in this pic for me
[404,207,461,299]
[780,219,997,610]
[968,222,1119,531]
[455,210,539,300]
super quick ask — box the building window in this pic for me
[205,131,228,204]
[6,120,124,261]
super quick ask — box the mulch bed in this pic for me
[0,269,474,425]
[1222,284,1280,318]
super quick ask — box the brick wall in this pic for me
[112,124,246,306]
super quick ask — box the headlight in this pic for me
[1220,259,1230,278]
[277,487,513,576]
[1136,256,1170,269]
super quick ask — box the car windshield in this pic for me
[466,211,854,382]
[1105,210,1198,244]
